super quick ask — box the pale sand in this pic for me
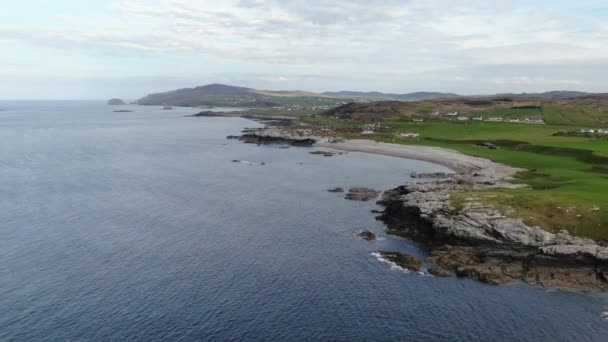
[315,139,524,182]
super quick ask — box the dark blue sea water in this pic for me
[1,101,607,341]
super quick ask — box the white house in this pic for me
[598,128,608,134]
[445,111,459,116]
[473,116,483,121]
[399,132,420,138]
[361,130,375,135]
[457,116,469,121]
[487,117,503,122]
[580,129,595,134]
[412,118,424,122]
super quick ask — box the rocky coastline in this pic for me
[377,182,608,290]
[231,125,608,290]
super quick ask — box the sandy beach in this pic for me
[316,139,523,181]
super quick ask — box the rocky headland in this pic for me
[377,181,608,289]
[230,125,608,290]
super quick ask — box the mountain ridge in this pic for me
[136,83,601,107]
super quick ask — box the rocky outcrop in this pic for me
[235,128,316,146]
[428,266,451,277]
[309,150,347,157]
[409,172,453,179]
[377,251,423,271]
[377,182,608,290]
[327,187,345,193]
[357,230,377,241]
[345,188,381,201]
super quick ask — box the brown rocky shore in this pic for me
[232,125,608,290]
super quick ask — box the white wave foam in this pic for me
[371,252,431,276]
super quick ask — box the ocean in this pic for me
[0,101,607,341]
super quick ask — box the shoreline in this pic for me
[225,116,608,290]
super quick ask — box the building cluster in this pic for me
[423,110,547,125]
[361,123,384,135]
[398,132,420,138]
[580,128,608,134]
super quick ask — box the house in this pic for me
[445,111,459,116]
[528,118,545,124]
[598,128,608,134]
[412,118,424,122]
[399,132,420,138]
[473,116,483,121]
[431,111,440,116]
[508,118,520,123]
[580,129,595,134]
[487,117,503,122]
[457,116,469,121]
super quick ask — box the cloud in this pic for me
[0,0,607,95]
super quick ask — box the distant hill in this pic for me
[496,91,592,99]
[137,83,602,108]
[323,101,416,121]
[137,83,348,108]
[323,91,460,101]
[323,95,608,126]
[107,98,127,105]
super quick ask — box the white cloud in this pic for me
[0,0,607,96]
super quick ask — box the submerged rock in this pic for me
[378,251,423,271]
[345,187,381,201]
[327,187,345,193]
[309,151,348,157]
[310,150,336,157]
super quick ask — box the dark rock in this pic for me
[113,110,133,112]
[410,172,452,179]
[345,187,381,201]
[226,135,241,139]
[378,251,422,271]
[327,187,345,193]
[310,150,336,157]
[237,133,315,146]
[429,267,452,277]
[357,230,376,241]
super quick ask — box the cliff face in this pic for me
[377,182,608,289]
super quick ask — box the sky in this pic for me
[1,0,608,99]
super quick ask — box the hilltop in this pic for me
[137,83,348,108]
[136,83,605,112]
[323,90,460,101]
[321,95,608,126]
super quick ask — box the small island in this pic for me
[107,98,127,105]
